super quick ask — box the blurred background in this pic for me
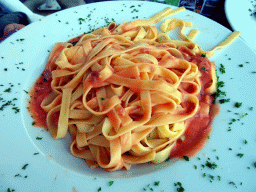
[21,0,232,29]
[0,0,232,42]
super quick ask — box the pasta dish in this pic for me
[28,7,240,172]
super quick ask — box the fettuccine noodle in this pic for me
[31,7,240,172]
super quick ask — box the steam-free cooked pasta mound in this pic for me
[28,7,240,171]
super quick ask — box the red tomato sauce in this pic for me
[170,53,219,159]
[28,69,53,129]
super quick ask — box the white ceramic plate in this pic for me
[1,1,256,192]
[225,0,256,51]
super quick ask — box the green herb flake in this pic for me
[24,175,28,178]
[154,181,160,186]
[174,182,185,192]
[202,173,206,177]
[244,140,248,144]
[4,88,11,93]
[33,152,39,155]
[36,137,42,140]
[218,176,221,181]
[183,156,189,161]
[22,164,29,170]
[237,153,244,158]
[229,181,237,188]
[235,102,242,108]
[201,53,206,57]
[14,174,21,177]
[97,187,102,192]
[253,162,256,168]
[206,161,218,169]
[238,64,243,67]
[217,81,225,87]
[219,64,225,74]
[108,181,114,186]
[219,98,230,104]
[249,107,253,111]
[194,165,197,169]
[229,148,232,150]
[209,174,215,180]
[216,156,219,160]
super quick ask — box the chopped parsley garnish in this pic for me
[244,140,248,144]
[249,107,253,111]
[217,81,225,88]
[254,162,256,168]
[183,156,189,161]
[33,152,39,155]
[206,161,218,169]
[234,102,242,108]
[97,187,101,192]
[194,165,197,169]
[219,64,225,74]
[202,173,206,177]
[209,174,215,180]
[4,88,11,93]
[22,164,29,170]
[14,174,21,177]
[219,98,230,104]
[7,188,15,192]
[218,176,221,181]
[229,181,237,188]
[201,53,206,57]
[174,182,185,192]
[108,181,114,186]
[154,181,160,186]
[36,137,42,140]
[229,148,232,150]
[238,64,243,67]
[237,153,244,158]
